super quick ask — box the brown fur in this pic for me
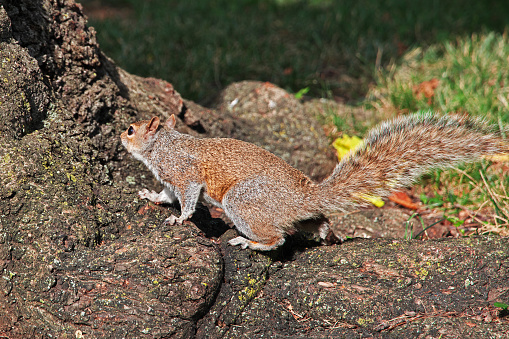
[121,112,508,251]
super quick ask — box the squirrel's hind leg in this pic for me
[228,236,285,251]
[296,217,343,245]
[222,177,290,251]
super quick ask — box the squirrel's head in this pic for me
[121,116,160,157]
[121,115,177,157]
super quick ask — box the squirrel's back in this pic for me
[199,137,314,202]
[152,128,314,203]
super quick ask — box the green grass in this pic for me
[368,32,509,234]
[85,0,509,104]
[370,32,509,125]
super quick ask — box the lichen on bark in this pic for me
[1,1,507,338]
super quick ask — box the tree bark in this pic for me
[0,0,507,338]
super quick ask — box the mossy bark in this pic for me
[0,1,220,337]
[0,0,507,338]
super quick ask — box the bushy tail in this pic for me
[317,112,508,212]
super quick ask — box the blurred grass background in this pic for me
[83,0,509,105]
[83,0,509,234]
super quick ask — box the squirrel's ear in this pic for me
[146,116,160,135]
[165,114,177,129]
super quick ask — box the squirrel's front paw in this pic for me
[138,188,158,201]
[163,215,186,225]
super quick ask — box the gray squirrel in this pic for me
[121,112,507,250]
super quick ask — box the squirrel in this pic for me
[121,112,507,251]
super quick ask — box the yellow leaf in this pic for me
[334,135,384,208]
[355,193,385,208]
[485,154,509,162]
[332,134,363,160]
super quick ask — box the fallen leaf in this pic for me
[283,67,293,75]
[485,154,509,162]
[332,135,388,208]
[356,193,385,208]
[413,78,439,104]
[389,191,419,210]
[332,134,363,160]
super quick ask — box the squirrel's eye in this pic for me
[128,126,134,136]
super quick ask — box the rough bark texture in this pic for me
[209,236,509,339]
[0,1,508,338]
